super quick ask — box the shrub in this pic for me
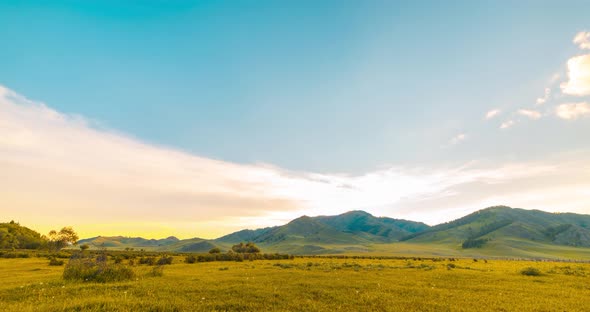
[521,267,542,276]
[185,255,197,264]
[231,242,261,253]
[0,252,31,258]
[156,256,173,265]
[63,255,135,283]
[49,257,64,266]
[446,263,456,270]
[139,257,156,265]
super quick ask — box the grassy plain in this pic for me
[1,256,590,311]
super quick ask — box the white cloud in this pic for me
[535,88,551,105]
[560,54,590,96]
[573,31,590,50]
[555,102,590,120]
[499,120,515,129]
[517,109,542,120]
[485,109,501,119]
[449,133,467,145]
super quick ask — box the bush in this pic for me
[231,242,260,253]
[49,257,64,266]
[0,252,30,258]
[139,257,156,265]
[156,256,173,265]
[521,267,542,276]
[185,255,197,264]
[63,255,135,283]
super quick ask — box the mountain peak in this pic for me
[341,210,373,217]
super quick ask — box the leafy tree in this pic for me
[209,247,221,254]
[80,244,89,251]
[231,242,261,253]
[47,227,79,251]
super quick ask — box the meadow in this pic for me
[1,253,590,311]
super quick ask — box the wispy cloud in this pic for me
[485,109,501,119]
[517,109,542,120]
[560,54,590,96]
[573,31,590,50]
[499,120,515,129]
[555,102,590,120]
[535,88,551,105]
[449,133,467,145]
[2,86,590,238]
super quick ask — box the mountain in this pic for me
[316,210,429,241]
[71,207,590,259]
[402,206,590,248]
[211,211,431,254]
[215,227,275,244]
[0,221,47,249]
[78,236,180,249]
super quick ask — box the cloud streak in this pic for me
[517,109,542,120]
[485,109,501,119]
[499,120,515,129]
[449,133,467,145]
[536,88,551,105]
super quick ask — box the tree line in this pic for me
[0,221,78,251]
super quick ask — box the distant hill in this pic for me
[77,236,180,249]
[402,206,590,248]
[215,227,275,244]
[0,221,47,249]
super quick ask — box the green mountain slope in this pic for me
[316,210,429,241]
[403,206,590,248]
[0,221,47,249]
[211,211,430,254]
[215,227,274,244]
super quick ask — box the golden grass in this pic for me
[1,256,589,311]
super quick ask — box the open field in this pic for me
[1,255,590,311]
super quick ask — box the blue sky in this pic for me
[1,1,590,238]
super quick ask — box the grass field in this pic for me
[1,255,590,311]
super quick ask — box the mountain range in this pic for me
[77,206,590,259]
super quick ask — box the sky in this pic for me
[1,1,590,239]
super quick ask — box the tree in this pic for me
[231,242,260,253]
[209,247,221,254]
[80,244,89,251]
[48,227,79,251]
